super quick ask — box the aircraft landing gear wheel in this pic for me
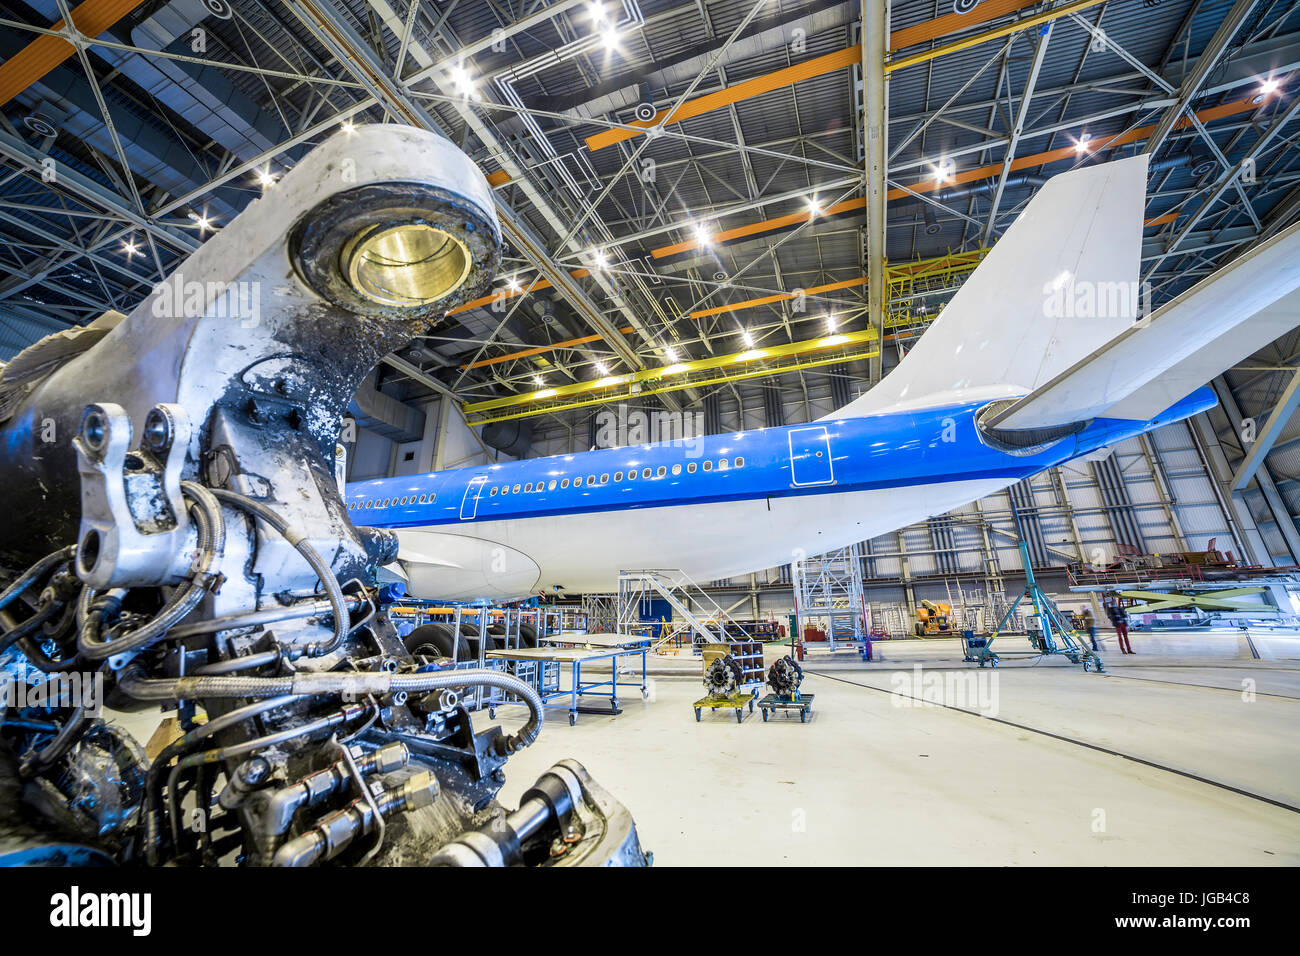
[694,708,701,722]
[569,712,576,726]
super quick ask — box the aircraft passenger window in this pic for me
[719,459,729,470]
[513,484,521,493]
[561,479,569,489]
[657,466,666,477]
[430,493,436,503]
[536,483,545,493]
[525,483,533,492]
[587,475,596,484]
[672,464,681,476]
[574,477,583,487]
[614,471,623,482]
[702,461,712,472]
[600,474,609,484]
[687,462,697,474]
[490,487,498,496]
[735,457,744,468]
[642,468,652,479]
[548,480,557,491]
[627,470,637,481]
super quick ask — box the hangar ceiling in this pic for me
[1,0,1299,458]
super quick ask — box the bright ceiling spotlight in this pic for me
[825,314,836,332]
[595,361,608,375]
[448,64,477,99]
[342,223,473,308]
[341,120,355,134]
[593,249,609,269]
[195,214,212,234]
[1260,76,1281,96]
[532,375,544,386]
[506,275,522,292]
[664,345,678,363]
[930,159,954,185]
[693,221,713,247]
[121,238,139,257]
[256,168,276,188]
[1075,132,1092,154]
[807,195,822,217]
[588,1,606,21]
[741,330,754,347]
[600,27,620,52]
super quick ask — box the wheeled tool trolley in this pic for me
[757,692,815,722]
[693,690,755,723]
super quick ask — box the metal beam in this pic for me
[863,0,888,384]
[1231,367,1300,491]
[1212,377,1300,562]
[984,21,1051,245]
[1143,0,1259,157]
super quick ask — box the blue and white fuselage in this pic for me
[344,388,1216,601]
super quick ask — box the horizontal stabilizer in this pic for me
[990,219,1300,429]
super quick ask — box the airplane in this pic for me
[345,154,1300,604]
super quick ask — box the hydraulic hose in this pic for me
[143,694,303,865]
[77,482,226,661]
[206,487,348,658]
[120,667,545,755]
[0,546,74,612]
[0,601,62,656]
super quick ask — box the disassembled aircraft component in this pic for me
[0,125,648,868]
[703,655,743,698]
[766,655,804,697]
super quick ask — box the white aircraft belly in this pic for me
[396,476,1012,600]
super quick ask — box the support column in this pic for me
[863,0,889,384]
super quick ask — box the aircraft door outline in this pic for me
[459,476,488,519]
[788,425,835,487]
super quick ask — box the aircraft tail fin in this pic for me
[989,219,1300,429]
[831,155,1149,418]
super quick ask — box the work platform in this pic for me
[486,640,650,726]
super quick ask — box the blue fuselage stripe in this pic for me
[344,389,1217,529]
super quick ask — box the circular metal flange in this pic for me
[290,182,501,318]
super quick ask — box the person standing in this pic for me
[1105,598,1133,654]
[1081,606,1099,651]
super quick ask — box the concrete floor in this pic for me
[99,631,1300,866]
[485,636,1300,866]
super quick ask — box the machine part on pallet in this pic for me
[703,655,744,698]
[0,125,648,868]
[767,655,804,697]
